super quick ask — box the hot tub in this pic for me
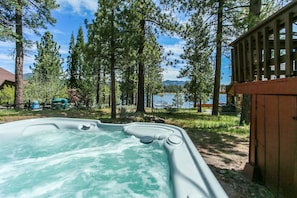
[0,118,227,197]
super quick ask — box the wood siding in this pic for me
[235,78,297,197]
[249,94,297,197]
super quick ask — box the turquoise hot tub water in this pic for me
[0,118,227,198]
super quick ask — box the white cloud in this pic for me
[0,53,14,61]
[162,66,188,81]
[163,43,184,55]
[162,67,179,80]
[57,0,97,14]
[0,41,14,49]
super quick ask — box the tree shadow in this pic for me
[186,127,248,157]
[185,127,273,197]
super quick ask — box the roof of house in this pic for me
[0,67,15,87]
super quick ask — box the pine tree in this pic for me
[86,0,136,118]
[67,33,79,89]
[176,0,284,115]
[75,26,85,86]
[144,30,164,108]
[0,0,58,109]
[85,21,103,107]
[32,31,63,81]
[85,0,178,116]
[128,0,179,113]
[27,31,65,103]
[179,12,213,111]
[77,26,95,107]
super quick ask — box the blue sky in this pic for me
[0,0,231,85]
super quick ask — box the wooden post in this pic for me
[263,27,271,79]
[248,36,254,81]
[243,40,248,81]
[256,32,262,81]
[273,20,280,78]
[285,12,293,77]
[231,49,236,82]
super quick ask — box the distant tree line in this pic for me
[163,85,183,93]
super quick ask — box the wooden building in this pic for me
[230,1,297,197]
[0,67,15,90]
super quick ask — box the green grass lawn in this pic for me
[152,109,249,135]
[0,107,249,138]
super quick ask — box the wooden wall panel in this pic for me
[278,96,297,197]
[264,95,279,194]
[253,94,297,197]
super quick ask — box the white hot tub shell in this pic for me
[0,118,228,198]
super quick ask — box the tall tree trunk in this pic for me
[212,0,224,116]
[249,0,261,18]
[96,64,101,106]
[146,87,150,108]
[198,99,202,113]
[151,93,154,109]
[136,19,145,113]
[110,7,116,119]
[193,93,197,109]
[15,0,24,110]
[102,71,106,104]
[131,93,134,105]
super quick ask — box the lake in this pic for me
[153,93,226,109]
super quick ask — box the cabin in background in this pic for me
[0,67,15,90]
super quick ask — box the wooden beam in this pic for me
[234,77,297,95]
[268,39,297,49]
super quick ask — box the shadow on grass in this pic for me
[186,127,248,157]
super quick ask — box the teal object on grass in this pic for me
[51,98,68,109]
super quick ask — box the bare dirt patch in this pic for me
[187,130,274,197]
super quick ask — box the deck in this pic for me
[230,1,297,197]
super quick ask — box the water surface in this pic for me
[0,129,172,198]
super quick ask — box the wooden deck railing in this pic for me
[230,0,297,83]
